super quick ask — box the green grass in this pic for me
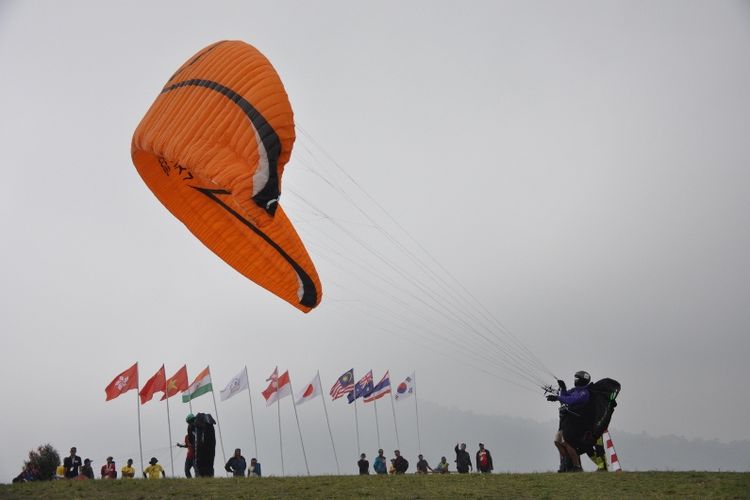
[2,472,749,499]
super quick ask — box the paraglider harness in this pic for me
[545,378,621,455]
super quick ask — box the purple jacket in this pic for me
[558,386,590,407]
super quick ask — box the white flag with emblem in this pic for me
[393,372,416,402]
[220,368,249,402]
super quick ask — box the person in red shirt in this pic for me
[176,414,196,477]
[100,456,117,479]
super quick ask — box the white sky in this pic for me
[1,0,749,480]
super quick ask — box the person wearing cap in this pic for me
[392,450,408,474]
[63,447,82,479]
[415,454,433,474]
[101,456,117,479]
[176,414,196,477]
[121,458,136,479]
[373,449,387,475]
[80,458,95,479]
[224,448,247,477]
[144,457,165,479]
[476,443,493,473]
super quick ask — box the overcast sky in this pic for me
[1,0,749,480]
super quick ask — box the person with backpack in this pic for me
[392,450,409,474]
[476,443,493,473]
[547,370,592,472]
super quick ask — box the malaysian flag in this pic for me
[330,368,355,400]
[347,370,374,404]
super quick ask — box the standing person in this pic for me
[476,443,493,473]
[144,457,165,479]
[248,458,261,477]
[416,454,433,474]
[357,453,370,475]
[373,449,388,475]
[176,414,196,478]
[63,447,82,479]
[454,443,472,473]
[80,459,95,479]
[101,456,117,479]
[121,459,136,479]
[392,450,409,474]
[225,448,247,477]
[435,456,450,474]
[546,371,592,472]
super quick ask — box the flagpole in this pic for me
[389,373,401,450]
[354,396,361,455]
[207,366,228,476]
[277,388,285,476]
[413,372,422,454]
[165,392,175,477]
[373,399,381,450]
[319,371,340,474]
[245,366,259,460]
[289,381,310,476]
[135,362,145,477]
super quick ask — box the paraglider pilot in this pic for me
[547,370,591,472]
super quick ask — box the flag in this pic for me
[261,367,292,406]
[220,367,249,402]
[182,366,212,403]
[363,371,391,403]
[161,365,189,400]
[393,372,415,402]
[295,372,322,406]
[139,365,166,405]
[330,368,355,400]
[105,362,138,401]
[347,370,374,404]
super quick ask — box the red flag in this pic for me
[161,365,189,400]
[105,363,138,401]
[261,367,292,406]
[139,365,166,404]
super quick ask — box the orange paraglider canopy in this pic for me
[131,41,321,312]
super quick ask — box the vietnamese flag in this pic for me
[295,372,322,406]
[105,363,138,401]
[161,365,189,400]
[139,365,166,404]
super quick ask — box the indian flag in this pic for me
[182,366,212,403]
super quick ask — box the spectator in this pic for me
[80,459,95,479]
[144,457,165,479]
[416,454,433,474]
[63,447,82,479]
[101,456,117,479]
[358,453,369,475]
[121,458,136,479]
[454,443,472,473]
[225,448,247,477]
[249,458,261,477]
[435,456,450,474]
[373,449,387,475]
[393,450,409,474]
[476,443,493,473]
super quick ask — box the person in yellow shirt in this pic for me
[144,457,165,479]
[121,458,136,479]
[55,464,66,479]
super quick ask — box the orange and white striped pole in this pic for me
[602,429,622,472]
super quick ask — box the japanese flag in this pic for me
[295,372,322,406]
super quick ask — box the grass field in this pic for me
[2,472,749,499]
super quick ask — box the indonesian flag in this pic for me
[161,365,189,400]
[295,372,322,406]
[182,366,213,403]
[393,372,416,402]
[220,367,249,402]
[262,367,292,406]
[139,365,166,405]
[105,363,138,401]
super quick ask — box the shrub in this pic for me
[24,443,61,481]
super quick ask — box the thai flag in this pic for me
[364,371,392,403]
